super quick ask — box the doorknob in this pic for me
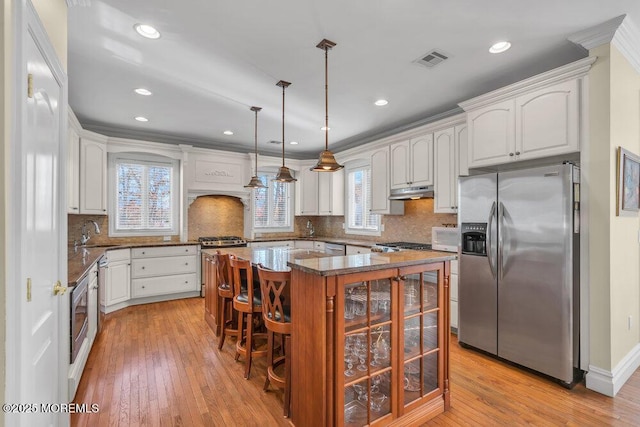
[53,281,67,296]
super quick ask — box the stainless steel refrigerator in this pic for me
[457,163,580,385]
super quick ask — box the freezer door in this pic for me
[497,164,575,383]
[458,173,498,354]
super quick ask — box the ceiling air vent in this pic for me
[268,140,282,145]
[414,49,449,68]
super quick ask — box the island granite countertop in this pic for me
[203,247,332,271]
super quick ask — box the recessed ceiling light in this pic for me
[134,24,160,39]
[134,116,149,122]
[134,88,152,96]
[489,41,511,54]
[290,141,299,145]
[374,99,388,106]
[321,126,330,131]
[223,130,234,135]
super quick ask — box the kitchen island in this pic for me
[209,246,454,426]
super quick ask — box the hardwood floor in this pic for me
[72,298,640,426]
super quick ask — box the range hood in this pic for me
[388,185,434,200]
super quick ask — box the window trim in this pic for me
[108,152,180,237]
[344,162,381,237]
[251,169,294,233]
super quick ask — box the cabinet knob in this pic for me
[185,249,188,252]
[185,262,189,266]
[102,209,106,212]
[509,152,514,157]
[142,285,145,289]
[185,281,188,284]
[515,151,521,155]
[141,266,145,269]
[142,251,145,255]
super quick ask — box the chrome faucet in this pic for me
[306,219,315,237]
[80,220,101,245]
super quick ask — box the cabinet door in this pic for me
[79,138,107,214]
[370,147,404,215]
[390,141,410,189]
[433,128,456,213]
[467,99,515,168]
[106,259,130,306]
[455,124,468,177]
[318,170,345,216]
[299,168,319,215]
[410,134,434,187]
[339,270,396,426]
[67,127,80,214]
[399,264,444,415]
[515,79,579,160]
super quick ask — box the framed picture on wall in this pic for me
[617,147,640,216]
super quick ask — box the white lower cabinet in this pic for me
[105,249,131,307]
[345,245,371,255]
[450,260,459,331]
[131,245,199,297]
[294,240,314,249]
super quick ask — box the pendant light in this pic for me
[244,106,268,188]
[273,80,297,182]
[312,39,344,172]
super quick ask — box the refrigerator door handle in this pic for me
[498,201,505,279]
[487,201,497,279]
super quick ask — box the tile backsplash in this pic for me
[69,197,455,245]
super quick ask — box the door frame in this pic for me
[6,0,69,424]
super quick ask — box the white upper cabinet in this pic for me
[370,146,404,215]
[79,137,107,214]
[390,134,434,189]
[461,59,590,169]
[466,99,515,167]
[318,170,345,216]
[298,167,319,215]
[515,79,579,160]
[67,126,80,214]
[434,124,468,214]
[297,167,344,216]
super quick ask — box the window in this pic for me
[346,165,381,235]
[253,172,293,231]
[109,153,179,236]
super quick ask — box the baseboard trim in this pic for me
[586,343,640,396]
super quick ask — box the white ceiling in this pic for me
[68,1,640,159]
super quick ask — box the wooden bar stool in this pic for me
[216,251,239,350]
[231,256,267,379]
[257,264,292,418]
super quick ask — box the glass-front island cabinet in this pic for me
[289,251,454,426]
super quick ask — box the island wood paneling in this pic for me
[72,298,640,427]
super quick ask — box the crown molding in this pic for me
[568,14,626,50]
[458,57,596,112]
[612,16,640,75]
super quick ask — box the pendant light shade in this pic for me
[245,106,267,189]
[312,39,344,172]
[274,80,297,182]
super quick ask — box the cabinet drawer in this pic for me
[131,245,197,258]
[346,245,371,255]
[106,248,130,262]
[313,241,326,251]
[131,255,197,278]
[132,273,198,297]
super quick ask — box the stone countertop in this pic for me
[248,236,385,248]
[205,246,456,276]
[67,241,200,285]
[289,250,457,277]
[203,247,333,272]
[68,247,106,286]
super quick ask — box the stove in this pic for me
[198,236,247,248]
[373,242,433,252]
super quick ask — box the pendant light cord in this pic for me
[254,109,259,173]
[282,84,286,167]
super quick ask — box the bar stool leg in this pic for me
[217,298,228,350]
[235,311,244,362]
[244,312,254,379]
[284,334,291,418]
[263,329,274,391]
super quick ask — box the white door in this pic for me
[15,16,66,427]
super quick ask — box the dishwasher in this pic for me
[324,243,345,256]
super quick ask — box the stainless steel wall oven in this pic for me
[70,274,89,363]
